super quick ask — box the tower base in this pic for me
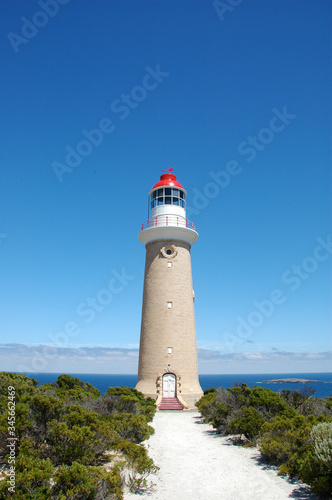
[136,379,203,410]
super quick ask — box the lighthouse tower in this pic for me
[136,170,203,410]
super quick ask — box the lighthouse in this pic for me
[136,170,203,410]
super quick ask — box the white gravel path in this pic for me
[123,411,318,500]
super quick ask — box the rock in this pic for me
[262,378,324,384]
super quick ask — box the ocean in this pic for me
[20,372,332,399]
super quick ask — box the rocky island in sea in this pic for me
[262,378,325,384]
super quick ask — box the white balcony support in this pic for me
[138,223,198,246]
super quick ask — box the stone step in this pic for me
[158,397,183,410]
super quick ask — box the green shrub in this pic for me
[195,391,218,422]
[52,461,123,500]
[0,439,54,499]
[107,413,154,443]
[228,383,251,406]
[211,402,232,430]
[300,451,332,499]
[203,388,217,395]
[259,414,328,476]
[104,387,156,422]
[311,422,332,465]
[298,422,332,498]
[46,374,101,402]
[249,387,295,418]
[0,373,158,499]
[113,438,159,493]
[228,406,265,441]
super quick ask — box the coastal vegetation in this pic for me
[0,372,157,499]
[196,384,332,498]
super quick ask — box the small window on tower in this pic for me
[160,246,177,259]
[165,248,173,256]
[167,302,172,310]
[168,347,173,354]
[168,262,172,268]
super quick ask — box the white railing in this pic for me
[141,215,195,231]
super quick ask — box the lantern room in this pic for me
[149,171,187,221]
[139,170,197,245]
[150,186,185,209]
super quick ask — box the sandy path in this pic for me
[123,411,317,500]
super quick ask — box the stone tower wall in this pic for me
[136,239,203,408]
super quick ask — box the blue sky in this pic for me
[1,0,331,374]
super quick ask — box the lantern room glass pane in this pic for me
[150,188,186,207]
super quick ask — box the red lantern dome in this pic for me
[150,171,185,193]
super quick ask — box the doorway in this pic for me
[162,373,176,397]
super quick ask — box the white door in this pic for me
[163,373,176,397]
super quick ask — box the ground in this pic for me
[123,411,318,500]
